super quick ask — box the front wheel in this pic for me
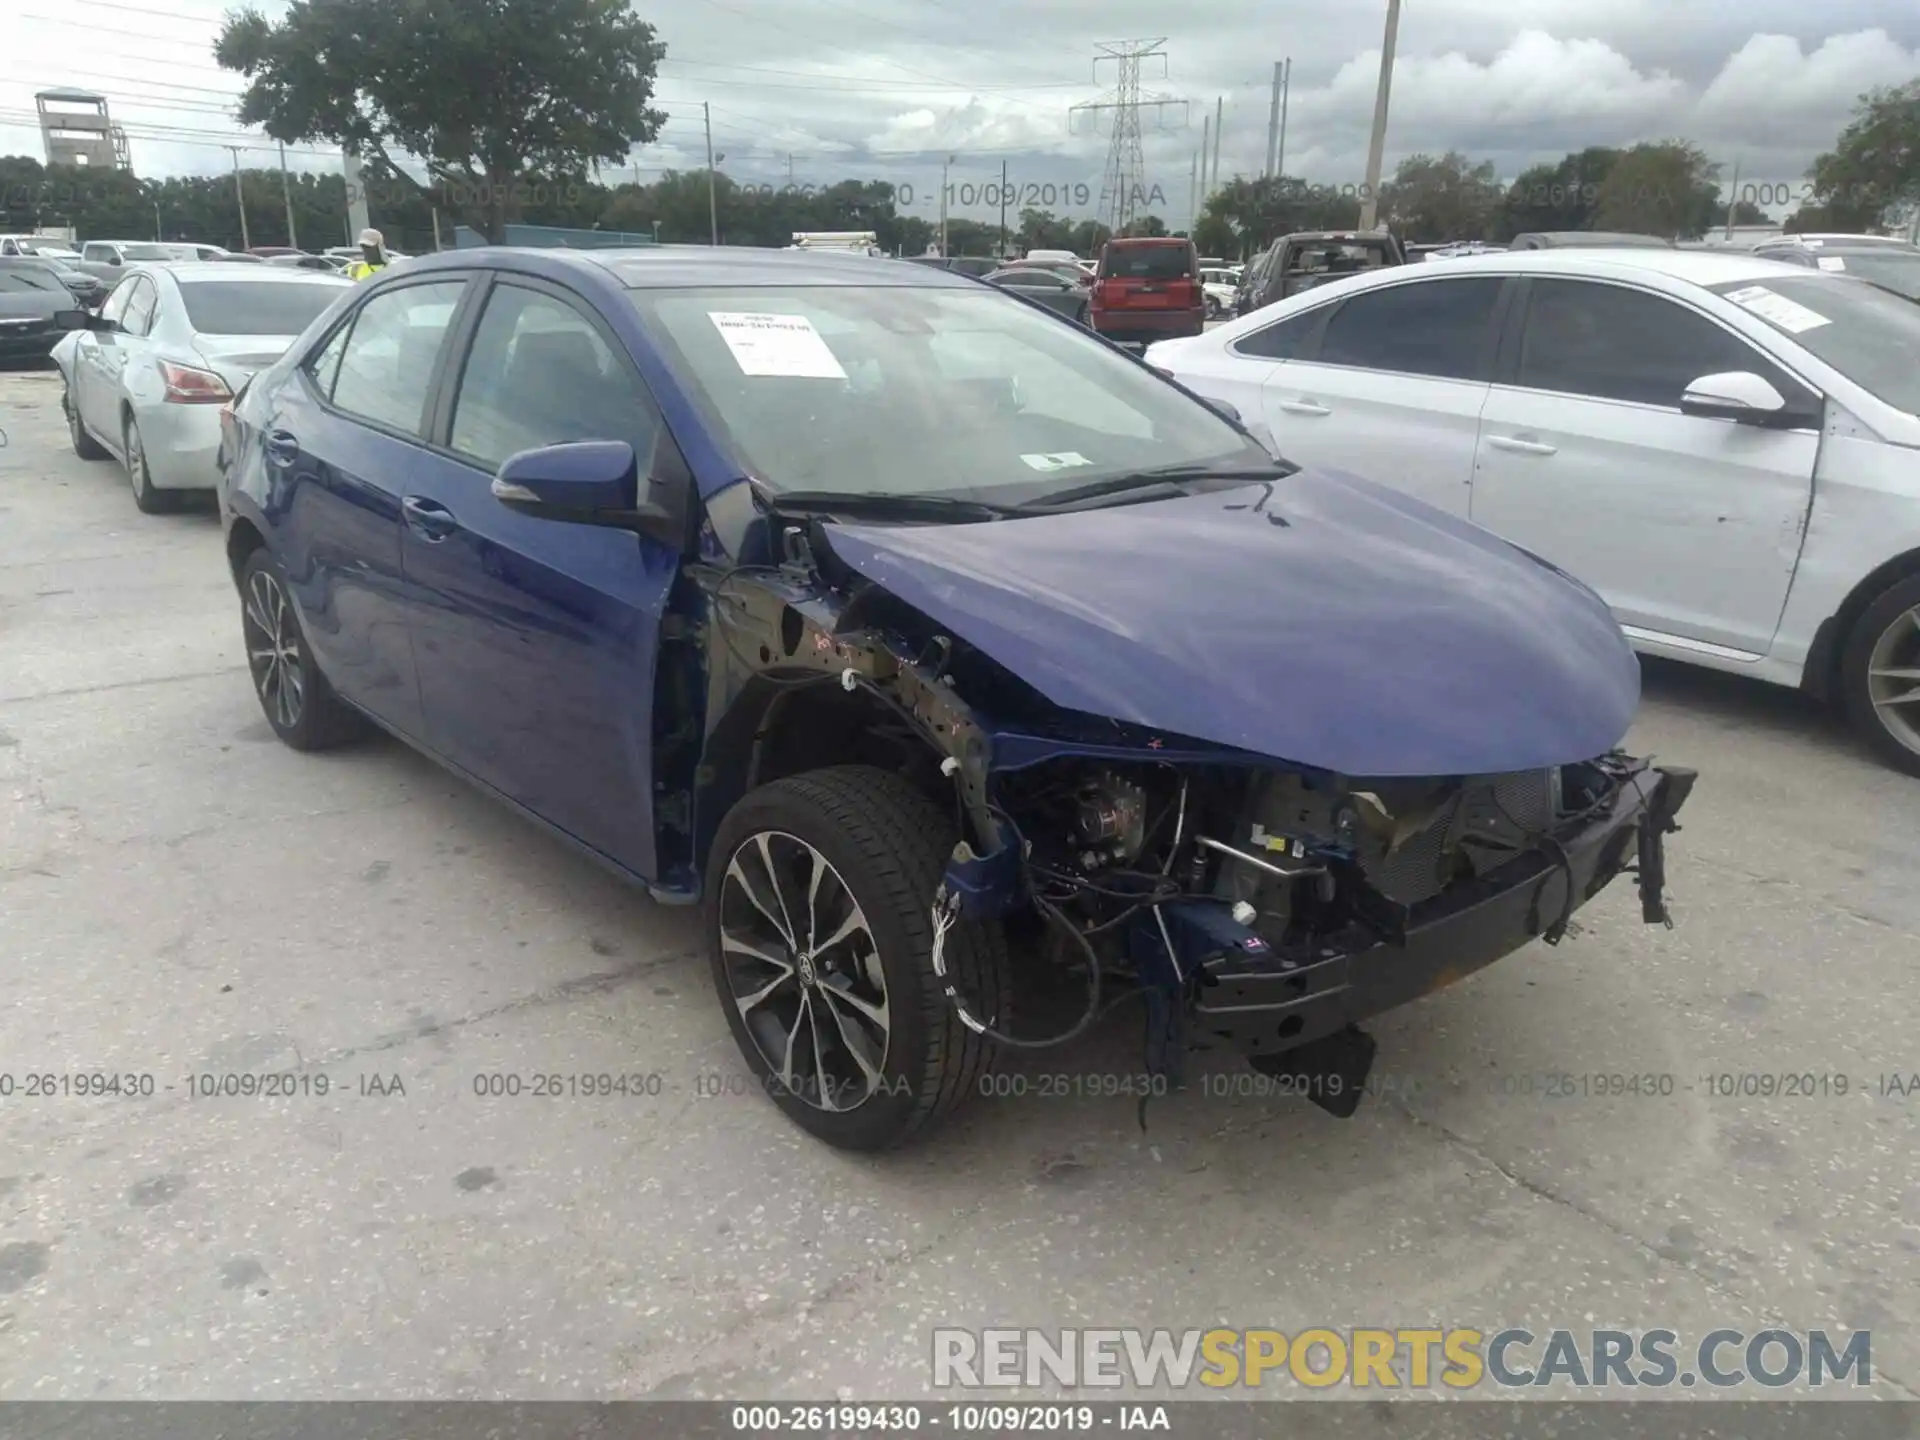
[704,766,1010,1151]
[124,415,177,514]
[65,388,106,459]
[1841,574,1920,777]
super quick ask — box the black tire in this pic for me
[124,415,178,515]
[1840,573,1920,778]
[704,765,1010,1151]
[65,387,107,459]
[237,546,372,751]
[1075,301,1090,327]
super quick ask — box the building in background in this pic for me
[36,89,130,171]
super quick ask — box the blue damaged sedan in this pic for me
[218,246,1696,1151]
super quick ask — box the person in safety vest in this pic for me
[345,228,388,280]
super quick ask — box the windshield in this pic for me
[0,267,66,294]
[1101,244,1193,278]
[179,280,347,335]
[1812,252,1920,300]
[630,284,1264,503]
[1712,275,1920,415]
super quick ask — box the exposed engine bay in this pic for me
[686,503,1697,1118]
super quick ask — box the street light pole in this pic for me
[225,144,251,250]
[704,102,718,246]
[940,154,952,255]
[278,140,298,249]
[999,158,1008,257]
[1357,0,1402,231]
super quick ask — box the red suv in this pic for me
[1089,237,1205,345]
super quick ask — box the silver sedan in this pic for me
[51,263,352,512]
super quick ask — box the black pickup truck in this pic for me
[1234,230,1406,317]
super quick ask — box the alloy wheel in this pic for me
[717,830,891,1112]
[126,425,145,497]
[242,568,306,731]
[1866,603,1920,757]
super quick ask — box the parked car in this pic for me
[981,265,1090,323]
[52,264,352,511]
[216,245,1694,1150]
[1089,236,1205,345]
[2,253,105,308]
[1023,248,1081,267]
[248,246,305,258]
[75,240,186,284]
[1756,233,1915,251]
[1198,266,1241,317]
[0,265,87,363]
[1508,231,1675,250]
[1236,231,1406,316]
[904,255,1001,277]
[267,253,349,273]
[1752,241,1920,299]
[995,260,1092,289]
[1145,247,1920,774]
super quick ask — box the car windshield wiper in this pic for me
[1024,461,1297,512]
[757,488,1026,523]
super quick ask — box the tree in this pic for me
[1805,79,1920,232]
[1493,146,1620,239]
[1121,213,1168,238]
[1379,152,1499,243]
[215,0,667,244]
[1708,197,1770,229]
[1196,175,1362,259]
[1592,141,1719,238]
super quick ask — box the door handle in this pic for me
[264,430,299,466]
[1486,434,1557,456]
[1274,399,1331,416]
[402,495,458,541]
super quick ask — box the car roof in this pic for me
[1106,236,1189,246]
[1292,247,1828,290]
[148,262,353,287]
[400,244,986,290]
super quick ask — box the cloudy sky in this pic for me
[4,0,1918,229]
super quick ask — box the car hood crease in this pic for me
[821,471,1642,776]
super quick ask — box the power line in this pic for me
[1071,39,1187,233]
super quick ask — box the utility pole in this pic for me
[1199,114,1210,194]
[1211,95,1223,192]
[1265,63,1283,179]
[1357,0,1402,231]
[1189,150,1198,232]
[152,199,161,241]
[1070,39,1187,237]
[278,140,298,250]
[1276,59,1291,179]
[999,158,1008,256]
[703,101,718,246]
[1724,159,1740,240]
[225,145,251,250]
[939,154,953,255]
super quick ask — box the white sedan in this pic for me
[1147,248,1920,775]
[51,263,351,513]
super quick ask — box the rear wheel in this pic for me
[704,766,1009,1151]
[238,547,371,751]
[65,388,106,459]
[124,416,178,514]
[1841,574,1920,778]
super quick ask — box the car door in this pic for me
[80,274,154,441]
[272,275,474,738]
[398,274,685,879]
[994,270,1080,318]
[68,276,129,432]
[1256,274,1508,517]
[1470,277,1821,655]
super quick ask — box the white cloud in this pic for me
[1695,29,1920,144]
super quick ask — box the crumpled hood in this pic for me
[822,468,1641,776]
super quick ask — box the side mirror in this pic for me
[105,255,121,267]
[1679,371,1815,428]
[490,441,675,537]
[1202,395,1242,425]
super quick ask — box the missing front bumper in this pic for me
[1194,764,1696,1072]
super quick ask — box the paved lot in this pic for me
[2,363,1918,1405]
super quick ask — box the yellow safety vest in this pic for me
[345,258,386,281]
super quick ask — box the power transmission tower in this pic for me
[1070,39,1187,236]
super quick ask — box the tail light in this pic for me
[158,360,231,404]
[1172,277,1200,307]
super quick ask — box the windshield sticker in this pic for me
[1816,256,1847,271]
[707,312,847,379]
[1019,451,1094,472]
[1722,286,1832,334]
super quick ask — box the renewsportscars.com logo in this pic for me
[931,1328,1872,1391]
